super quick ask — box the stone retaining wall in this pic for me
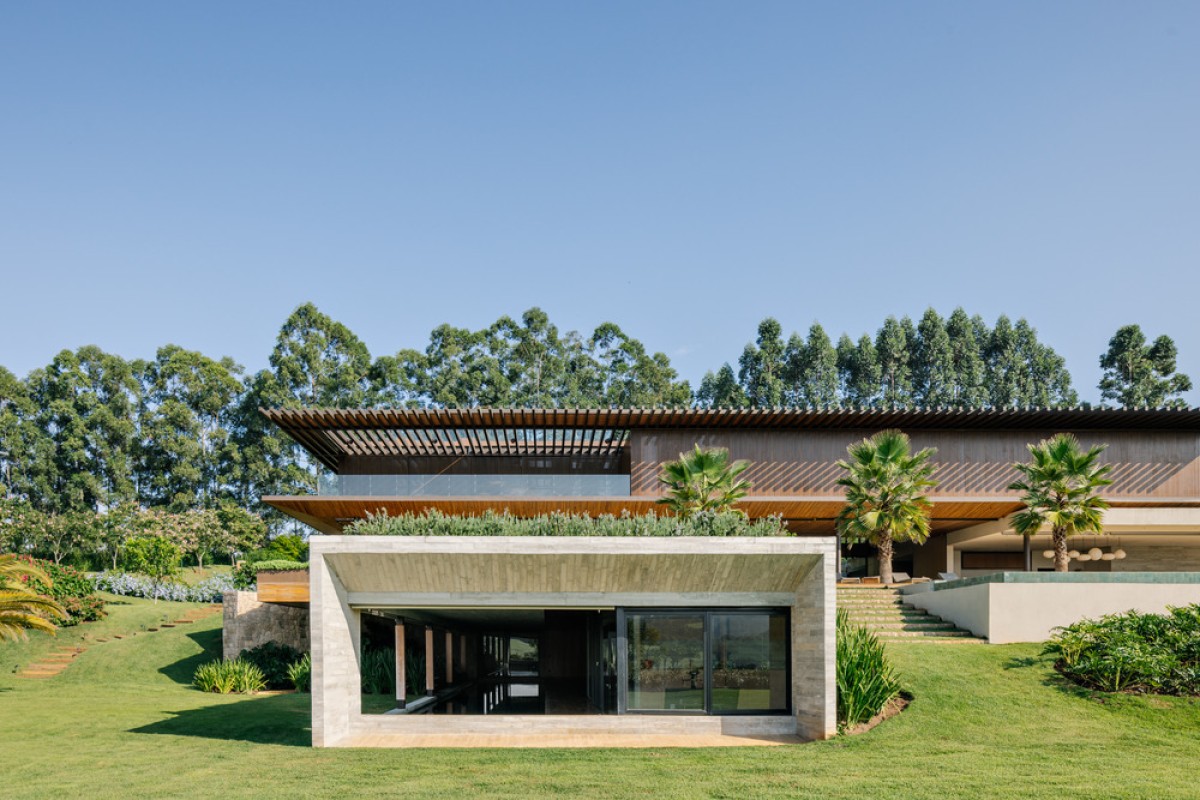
[222,590,309,660]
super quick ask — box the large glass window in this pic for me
[625,613,706,711]
[622,609,789,715]
[710,613,789,712]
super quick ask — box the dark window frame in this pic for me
[616,607,791,717]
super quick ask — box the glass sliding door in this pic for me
[710,612,789,712]
[620,609,790,715]
[625,613,706,712]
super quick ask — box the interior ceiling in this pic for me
[364,607,553,633]
[956,532,1200,552]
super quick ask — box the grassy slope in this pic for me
[2,608,1199,800]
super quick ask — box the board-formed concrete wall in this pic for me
[309,535,837,747]
[222,591,310,660]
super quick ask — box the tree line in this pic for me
[0,303,1191,534]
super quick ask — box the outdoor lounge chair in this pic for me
[937,572,959,581]
[889,572,911,584]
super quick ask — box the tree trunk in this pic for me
[1053,527,1069,572]
[878,533,894,584]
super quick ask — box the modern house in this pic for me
[253,406,1200,746]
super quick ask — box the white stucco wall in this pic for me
[905,576,1200,644]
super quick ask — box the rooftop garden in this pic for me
[345,508,788,537]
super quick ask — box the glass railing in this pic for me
[318,473,631,497]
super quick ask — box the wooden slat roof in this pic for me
[260,406,1200,471]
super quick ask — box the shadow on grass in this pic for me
[159,629,223,686]
[1003,656,1042,670]
[130,693,311,746]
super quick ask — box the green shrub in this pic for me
[288,654,311,692]
[1045,605,1200,695]
[406,652,426,697]
[232,559,308,590]
[240,641,304,690]
[346,508,787,537]
[360,647,396,695]
[836,609,901,728]
[13,556,107,625]
[192,658,267,694]
[248,534,308,564]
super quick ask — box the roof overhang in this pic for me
[265,494,1026,534]
[261,406,1200,472]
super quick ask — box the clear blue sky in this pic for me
[2,2,1197,404]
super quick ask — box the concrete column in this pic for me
[395,621,406,709]
[424,626,435,695]
[310,547,360,747]
[791,545,837,740]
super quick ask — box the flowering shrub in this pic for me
[93,571,236,603]
[12,555,107,625]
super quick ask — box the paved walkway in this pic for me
[341,732,803,748]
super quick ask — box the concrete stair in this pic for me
[838,587,981,642]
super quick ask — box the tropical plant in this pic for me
[1008,433,1113,572]
[656,445,751,518]
[360,646,396,695]
[0,554,67,641]
[405,651,426,698]
[192,658,267,694]
[835,430,937,584]
[288,653,312,692]
[836,609,901,727]
[240,641,305,690]
[1045,605,1200,695]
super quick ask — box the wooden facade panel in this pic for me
[257,571,311,604]
[630,429,1200,499]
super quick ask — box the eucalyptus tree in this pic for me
[785,323,839,407]
[945,308,987,407]
[26,347,140,512]
[590,322,691,408]
[875,317,913,407]
[1009,434,1112,572]
[912,309,956,407]
[1099,324,1193,408]
[1013,319,1077,407]
[985,315,1022,408]
[656,445,751,518]
[738,318,787,408]
[136,345,243,510]
[695,364,748,408]
[836,430,938,585]
[836,334,881,407]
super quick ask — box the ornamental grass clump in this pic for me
[193,658,267,694]
[345,508,786,537]
[288,654,311,692]
[1045,605,1200,695]
[837,609,902,728]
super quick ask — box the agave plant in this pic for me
[1009,433,1113,572]
[0,554,67,642]
[836,430,938,585]
[656,445,751,518]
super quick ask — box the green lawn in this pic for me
[3,602,1200,800]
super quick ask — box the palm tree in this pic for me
[0,555,66,642]
[836,430,938,585]
[1008,433,1112,573]
[656,445,751,518]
